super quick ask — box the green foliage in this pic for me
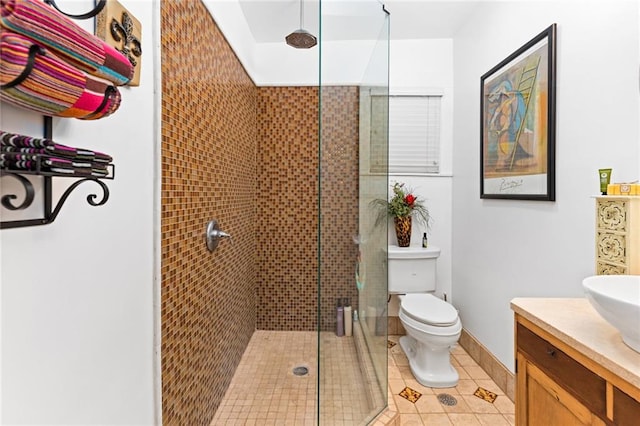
[370,182,430,229]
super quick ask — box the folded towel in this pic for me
[2,145,92,161]
[1,130,113,163]
[0,151,74,169]
[91,167,109,177]
[2,144,89,160]
[48,166,98,177]
[0,30,121,120]
[0,130,52,148]
[0,153,110,178]
[0,151,94,168]
[50,166,109,177]
[1,0,133,85]
[0,152,35,169]
[93,151,112,163]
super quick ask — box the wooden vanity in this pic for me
[511,298,640,425]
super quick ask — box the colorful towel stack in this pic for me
[0,130,113,177]
[0,0,134,120]
[1,0,133,84]
[0,31,122,119]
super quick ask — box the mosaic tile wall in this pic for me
[319,87,361,331]
[255,86,319,331]
[256,86,360,331]
[161,1,258,424]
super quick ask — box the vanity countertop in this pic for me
[511,297,640,389]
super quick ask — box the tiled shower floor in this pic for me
[211,332,515,425]
[211,330,373,425]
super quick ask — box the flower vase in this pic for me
[394,216,412,247]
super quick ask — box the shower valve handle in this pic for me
[216,230,231,239]
[205,219,232,252]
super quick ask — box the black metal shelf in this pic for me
[0,117,115,229]
[0,1,116,229]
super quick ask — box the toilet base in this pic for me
[399,335,459,388]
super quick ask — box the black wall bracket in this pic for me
[0,171,111,229]
[0,116,114,229]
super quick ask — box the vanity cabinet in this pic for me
[595,196,640,275]
[515,314,640,425]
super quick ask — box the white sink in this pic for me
[583,275,640,353]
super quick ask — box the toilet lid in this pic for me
[401,294,459,326]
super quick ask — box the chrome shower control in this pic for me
[205,219,232,252]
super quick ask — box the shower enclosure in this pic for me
[318,1,390,423]
[160,0,389,424]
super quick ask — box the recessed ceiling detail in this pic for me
[239,0,479,43]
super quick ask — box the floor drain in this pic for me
[292,366,309,376]
[437,393,458,406]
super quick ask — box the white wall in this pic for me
[388,39,455,313]
[452,0,640,371]
[203,0,385,86]
[0,0,158,424]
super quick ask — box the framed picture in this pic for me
[480,24,556,200]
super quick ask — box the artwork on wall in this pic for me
[480,24,556,201]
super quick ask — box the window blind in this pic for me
[388,95,442,174]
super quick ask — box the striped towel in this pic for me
[3,146,93,161]
[0,30,121,120]
[1,150,92,168]
[0,130,113,163]
[0,152,109,176]
[1,151,72,169]
[1,0,133,85]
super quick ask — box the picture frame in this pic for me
[480,24,556,201]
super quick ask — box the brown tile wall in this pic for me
[256,86,360,331]
[319,87,361,331]
[161,1,258,424]
[256,87,319,330]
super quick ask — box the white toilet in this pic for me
[388,245,462,388]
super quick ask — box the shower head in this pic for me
[285,0,317,49]
[286,29,317,49]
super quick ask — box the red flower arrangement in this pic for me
[371,182,430,227]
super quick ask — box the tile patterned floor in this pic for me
[388,335,515,426]
[211,330,373,425]
[211,332,515,425]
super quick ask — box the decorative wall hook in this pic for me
[110,11,142,67]
[95,0,142,86]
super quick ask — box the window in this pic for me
[388,94,442,174]
[367,92,389,174]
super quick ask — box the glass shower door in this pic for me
[318,1,389,423]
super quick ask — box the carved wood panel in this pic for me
[596,262,626,275]
[597,201,627,232]
[597,232,626,263]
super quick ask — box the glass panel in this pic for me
[318,1,389,423]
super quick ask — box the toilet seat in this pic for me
[401,294,459,326]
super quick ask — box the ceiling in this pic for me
[238,0,480,43]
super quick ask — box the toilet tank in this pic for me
[387,245,440,293]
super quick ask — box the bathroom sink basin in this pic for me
[582,275,640,353]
